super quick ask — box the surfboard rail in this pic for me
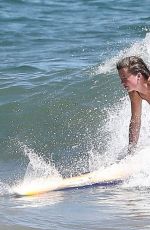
[13,147,149,197]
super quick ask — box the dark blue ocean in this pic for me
[1,0,150,229]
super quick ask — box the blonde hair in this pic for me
[116,56,150,80]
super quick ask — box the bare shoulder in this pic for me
[128,91,142,115]
[128,91,142,103]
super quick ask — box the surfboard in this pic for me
[12,158,134,196]
[13,146,149,196]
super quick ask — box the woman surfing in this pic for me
[117,56,150,153]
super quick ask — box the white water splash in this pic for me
[0,181,11,196]
[12,145,62,195]
[89,94,150,187]
[89,96,130,171]
[22,145,61,180]
[123,146,150,188]
[96,32,150,75]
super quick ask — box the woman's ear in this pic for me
[137,73,141,79]
[137,73,141,83]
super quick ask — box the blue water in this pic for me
[1,0,150,229]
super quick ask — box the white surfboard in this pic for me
[13,147,149,196]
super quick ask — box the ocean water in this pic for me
[1,0,150,229]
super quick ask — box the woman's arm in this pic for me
[128,91,142,152]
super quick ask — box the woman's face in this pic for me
[118,68,139,92]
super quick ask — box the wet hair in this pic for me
[116,56,150,80]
